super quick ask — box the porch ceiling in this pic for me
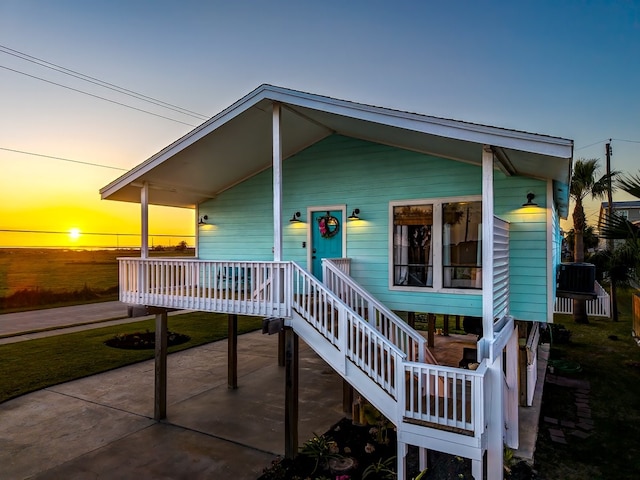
[100,84,573,211]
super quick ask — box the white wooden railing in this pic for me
[554,280,611,317]
[323,259,435,364]
[118,258,289,318]
[119,257,489,440]
[290,262,405,404]
[403,361,487,433]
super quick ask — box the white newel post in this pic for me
[482,146,504,479]
[139,182,150,300]
[141,182,149,259]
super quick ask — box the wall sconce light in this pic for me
[198,215,209,225]
[289,211,302,223]
[522,193,538,207]
[348,208,361,220]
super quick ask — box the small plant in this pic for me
[503,446,516,475]
[362,456,396,479]
[362,403,393,445]
[299,433,343,475]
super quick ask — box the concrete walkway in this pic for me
[0,328,344,479]
[0,302,188,345]
[0,302,548,477]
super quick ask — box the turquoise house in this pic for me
[101,85,573,479]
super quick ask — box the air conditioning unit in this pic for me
[556,263,597,299]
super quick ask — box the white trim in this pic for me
[273,102,283,262]
[101,84,573,201]
[481,147,494,341]
[388,195,482,294]
[546,180,555,323]
[141,182,149,259]
[306,205,347,274]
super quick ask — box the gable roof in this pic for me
[100,84,574,214]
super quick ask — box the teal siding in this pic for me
[495,175,549,322]
[199,135,553,320]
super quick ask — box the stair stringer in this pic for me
[288,308,489,466]
[288,309,399,422]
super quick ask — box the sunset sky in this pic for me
[1,0,638,248]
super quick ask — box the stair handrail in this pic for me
[290,262,406,405]
[323,259,437,365]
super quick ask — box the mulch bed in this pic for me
[104,330,190,349]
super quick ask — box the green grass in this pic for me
[534,288,640,480]
[0,248,194,312]
[0,312,262,403]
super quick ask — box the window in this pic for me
[442,201,482,289]
[393,205,433,287]
[391,197,482,292]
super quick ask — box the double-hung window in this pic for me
[391,197,482,292]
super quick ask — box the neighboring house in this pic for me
[100,85,574,479]
[598,201,640,230]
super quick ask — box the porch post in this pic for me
[284,326,299,459]
[141,181,149,259]
[272,102,283,262]
[482,145,504,479]
[481,146,495,342]
[505,325,519,448]
[154,310,168,420]
[228,314,238,389]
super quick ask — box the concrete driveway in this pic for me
[0,330,344,479]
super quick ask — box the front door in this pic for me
[311,210,343,281]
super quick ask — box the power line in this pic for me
[0,44,210,121]
[0,147,128,171]
[612,138,640,144]
[0,64,198,127]
[574,139,609,151]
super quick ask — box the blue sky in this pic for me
[0,0,638,245]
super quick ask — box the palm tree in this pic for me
[569,158,616,323]
[599,171,640,283]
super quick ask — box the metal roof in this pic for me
[100,84,574,213]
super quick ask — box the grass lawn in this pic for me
[0,312,262,403]
[534,288,640,480]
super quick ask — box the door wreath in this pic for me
[318,212,340,238]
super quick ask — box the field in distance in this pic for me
[0,248,195,310]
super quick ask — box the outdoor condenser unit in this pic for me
[556,262,597,300]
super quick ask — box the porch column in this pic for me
[505,325,520,448]
[284,327,299,459]
[154,310,168,420]
[272,102,283,262]
[228,314,238,389]
[482,146,504,479]
[481,146,495,343]
[141,181,149,259]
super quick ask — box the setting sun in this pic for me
[69,228,81,241]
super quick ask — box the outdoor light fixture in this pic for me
[522,193,538,207]
[289,211,302,223]
[198,215,209,225]
[348,208,361,220]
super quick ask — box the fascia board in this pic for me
[262,85,574,159]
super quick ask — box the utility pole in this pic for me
[606,140,618,321]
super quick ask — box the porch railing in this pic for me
[118,258,289,318]
[554,281,611,317]
[119,257,489,437]
[290,262,405,403]
[323,259,435,364]
[403,361,487,434]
